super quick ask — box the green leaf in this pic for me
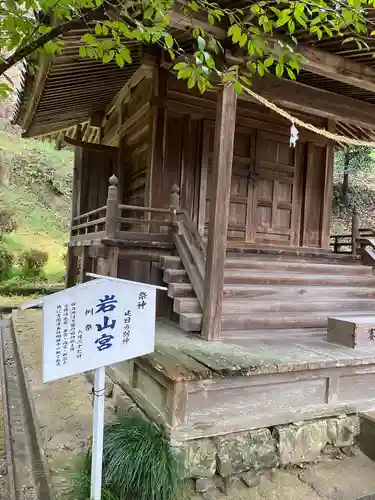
[257,63,265,76]
[102,52,113,63]
[187,72,196,89]
[38,25,52,34]
[178,67,193,79]
[208,13,215,25]
[276,63,284,77]
[264,57,274,67]
[95,23,102,35]
[197,35,205,51]
[239,33,247,47]
[173,62,187,71]
[82,33,96,45]
[165,34,173,49]
[234,81,243,95]
[79,45,87,57]
[197,76,205,93]
[144,7,154,19]
[116,53,124,68]
[287,67,296,80]
[288,19,295,33]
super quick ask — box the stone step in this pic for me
[224,257,372,275]
[173,297,375,315]
[179,310,375,332]
[223,271,375,287]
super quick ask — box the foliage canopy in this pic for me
[2,0,375,96]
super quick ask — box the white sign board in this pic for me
[42,278,156,382]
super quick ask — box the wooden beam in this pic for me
[167,8,375,95]
[202,84,237,341]
[21,57,51,133]
[63,135,119,154]
[247,75,375,129]
[104,57,155,118]
[300,45,375,94]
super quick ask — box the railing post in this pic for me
[333,236,339,254]
[352,208,360,256]
[105,175,119,239]
[169,184,180,229]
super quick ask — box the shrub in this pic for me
[19,249,48,277]
[0,209,17,238]
[0,245,13,280]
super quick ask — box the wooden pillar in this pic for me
[105,175,119,239]
[66,128,82,288]
[321,119,335,249]
[201,84,237,341]
[352,209,360,256]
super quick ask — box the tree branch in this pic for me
[0,8,104,77]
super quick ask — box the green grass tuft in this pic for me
[102,413,182,500]
[58,451,120,500]
[59,413,182,500]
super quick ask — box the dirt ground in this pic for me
[12,309,375,500]
[13,310,111,490]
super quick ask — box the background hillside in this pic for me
[0,122,73,283]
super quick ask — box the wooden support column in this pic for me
[202,84,237,341]
[66,127,82,288]
[352,209,360,256]
[321,119,336,249]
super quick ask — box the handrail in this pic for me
[357,237,375,267]
[173,209,206,307]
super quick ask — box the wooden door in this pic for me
[248,130,301,246]
[203,125,256,241]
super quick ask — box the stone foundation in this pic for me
[114,388,360,492]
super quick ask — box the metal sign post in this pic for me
[91,366,105,500]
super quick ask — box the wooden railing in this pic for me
[330,210,375,266]
[70,175,175,244]
[70,176,208,306]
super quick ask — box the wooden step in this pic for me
[163,269,190,283]
[221,328,326,342]
[179,310,375,332]
[168,283,375,300]
[168,283,195,298]
[173,297,375,315]
[227,245,360,262]
[224,257,372,276]
[223,271,375,287]
[159,256,182,270]
[221,284,375,300]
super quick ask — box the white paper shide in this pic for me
[43,278,156,382]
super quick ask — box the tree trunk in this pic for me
[342,148,350,205]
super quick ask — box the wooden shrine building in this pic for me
[13,11,375,455]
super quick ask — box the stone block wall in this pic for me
[113,387,360,490]
[179,415,359,480]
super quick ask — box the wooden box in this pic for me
[327,315,375,349]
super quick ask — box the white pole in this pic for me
[90,366,106,500]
